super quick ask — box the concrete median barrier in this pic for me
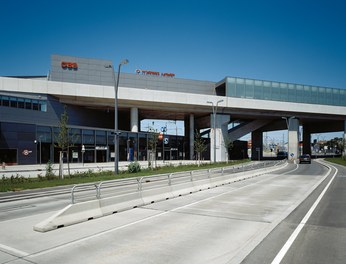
[141,186,174,204]
[34,161,288,232]
[170,180,199,197]
[34,199,102,232]
[100,192,144,216]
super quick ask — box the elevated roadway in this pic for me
[1,76,345,162]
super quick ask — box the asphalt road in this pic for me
[242,160,346,264]
[0,160,341,264]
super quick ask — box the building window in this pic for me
[1,96,9,106]
[18,98,25,108]
[83,129,95,145]
[39,100,47,112]
[0,94,47,112]
[10,97,17,108]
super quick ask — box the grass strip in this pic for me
[1,160,249,192]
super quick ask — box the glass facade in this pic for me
[0,94,47,111]
[225,77,346,106]
[0,122,186,165]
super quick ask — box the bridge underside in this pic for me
[111,105,345,162]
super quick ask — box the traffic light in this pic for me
[158,133,163,140]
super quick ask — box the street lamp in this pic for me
[34,136,42,164]
[207,99,224,163]
[105,59,129,174]
[81,145,85,166]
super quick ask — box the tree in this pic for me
[338,137,346,160]
[147,127,160,169]
[55,106,77,178]
[223,137,233,163]
[194,130,207,166]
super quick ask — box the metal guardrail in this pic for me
[71,160,285,204]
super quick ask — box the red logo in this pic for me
[22,149,32,156]
[61,61,78,70]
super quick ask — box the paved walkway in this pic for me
[0,160,209,178]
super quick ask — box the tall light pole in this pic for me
[105,59,129,175]
[207,99,224,163]
[34,136,42,164]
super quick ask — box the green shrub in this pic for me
[45,160,55,179]
[128,161,141,173]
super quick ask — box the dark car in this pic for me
[299,154,311,164]
[277,151,288,159]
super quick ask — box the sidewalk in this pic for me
[0,160,209,178]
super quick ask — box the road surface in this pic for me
[0,160,343,263]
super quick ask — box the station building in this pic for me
[0,55,214,165]
[1,55,346,165]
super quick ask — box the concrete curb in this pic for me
[33,162,287,232]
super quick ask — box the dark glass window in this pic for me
[2,96,9,106]
[37,126,52,143]
[25,99,32,109]
[70,128,81,144]
[18,98,25,108]
[96,130,107,145]
[10,97,17,108]
[83,129,95,144]
[107,131,115,145]
[32,100,39,110]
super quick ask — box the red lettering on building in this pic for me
[136,69,175,78]
[161,73,175,77]
[61,61,78,70]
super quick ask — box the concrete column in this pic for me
[210,114,230,162]
[130,107,138,132]
[189,114,194,160]
[288,118,299,160]
[251,130,263,161]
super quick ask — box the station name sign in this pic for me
[136,69,175,78]
[61,61,78,70]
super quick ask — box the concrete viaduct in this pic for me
[1,74,345,162]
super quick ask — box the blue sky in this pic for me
[1,0,345,140]
[1,0,346,87]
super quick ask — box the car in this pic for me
[277,151,288,159]
[299,154,311,164]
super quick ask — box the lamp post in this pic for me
[34,136,42,164]
[105,59,129,175]
[81,145,85,166]
[207,99,224,163]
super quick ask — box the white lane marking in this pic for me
[282,163,299,175]
[0,243,29,256]
[271,164,337,264]
[30,164,298,258]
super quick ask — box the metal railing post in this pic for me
[96,183,101,199]
[168,173,172,186]
[71,185,76,204]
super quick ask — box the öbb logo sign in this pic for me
[61,61,78,70]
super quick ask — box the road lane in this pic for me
[0,161,332,264]
[280,161,346,264]
[242,160,345,264]
[0,161,282,222]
